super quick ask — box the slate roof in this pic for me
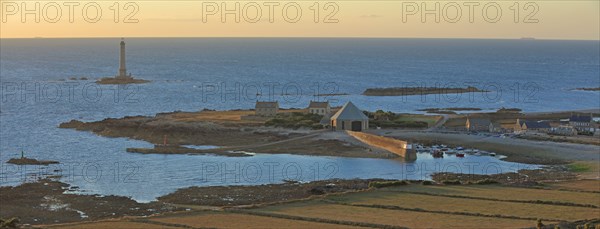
[309,101,329,109]
[331,101,368,121]
[570,114,592,122]
[523,121,551,129]
[255,101,278,108]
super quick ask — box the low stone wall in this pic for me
[347,131,416,160]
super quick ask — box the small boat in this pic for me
[433,153,444,158]
[456,146,464,151]
[489,152,496,157]
[431,150,444,158]
[456,153,465,157]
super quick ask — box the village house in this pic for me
[465,117,491,132]
[307,101,331,115]
[521,121,552,133]
[488,122,514,133]
[331,101,369,131]
[255,101,279,116]
[514,119,551,133]
[514,119,525,132]
[569,114,594,132]
[550,125,578,136]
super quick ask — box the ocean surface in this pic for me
[0,38,597,201]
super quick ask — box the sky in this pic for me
[1,0,599,40]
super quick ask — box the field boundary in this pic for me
[521,185,600,194]
[129,218,208,229]
[379,190,599,208]
[228,209,408,229]
[323,200,562,222]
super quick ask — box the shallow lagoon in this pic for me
[1,145,538,202]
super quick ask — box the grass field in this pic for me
[256,201,538,228]
[382,184,600,206]
[170,109,309,124]
[151,212,362,228]
[47,180,600,229]
[325,191,597,221]
[547,179,600,192]
[568,162,594,172]
[47,221,180,229]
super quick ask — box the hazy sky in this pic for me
[1,1,599,39]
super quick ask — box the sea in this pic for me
[0,38,598,202]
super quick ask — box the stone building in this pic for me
[465,117,491,132]
[255,101,279,116]
[331,101,369,131]
[569,114,594,132]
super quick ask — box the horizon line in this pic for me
[1,36,599,41]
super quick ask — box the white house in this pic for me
[308,101,331,115]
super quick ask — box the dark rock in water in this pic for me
[363,86,487,96]
[96,77,149,85]
[7,157,59,165]
[573,87,600,91]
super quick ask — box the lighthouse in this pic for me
[117,38,131,79]
[97,38,148,84]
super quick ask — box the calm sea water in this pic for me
[0,38,596,201]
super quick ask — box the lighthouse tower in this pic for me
[117,38,131,79]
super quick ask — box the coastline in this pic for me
[57,110,397,159]
[58,108,599,164]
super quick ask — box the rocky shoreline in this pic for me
[1,166,583,226]
[0,179,179,225]
[126,145,251,157]
[58,111,387,158]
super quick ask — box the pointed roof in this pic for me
[331,101,368,121]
